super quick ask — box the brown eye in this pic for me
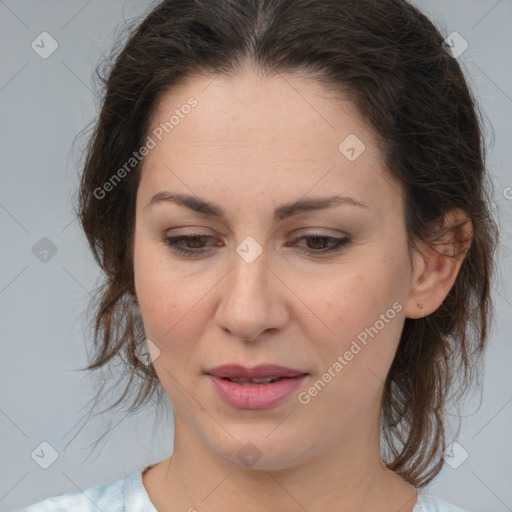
[184,235,209,248]
[162,234,220,256]
[162,232,351,258]
[288,233,352,256]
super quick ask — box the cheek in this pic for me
[133,238,202,357]
[296,272,405,427]
[293,268,389,342]
[296,260,406,380]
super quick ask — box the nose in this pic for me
[215,245,289,342]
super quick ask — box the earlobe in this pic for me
[404,208,473,319]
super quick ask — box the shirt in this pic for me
[15,466,469,512]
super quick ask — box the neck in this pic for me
[143,406,418,512]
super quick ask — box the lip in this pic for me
[205,364,307,379]
[204,364,309,410]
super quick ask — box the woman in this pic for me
[17,0,499,510]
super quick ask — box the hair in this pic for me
[73,0,499,488]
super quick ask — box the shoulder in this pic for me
[14,474,128,512]
[415,493,469,512]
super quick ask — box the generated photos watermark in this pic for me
[93,97,198,200]
[297,301,403,404]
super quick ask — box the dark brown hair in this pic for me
[73,0,499,487]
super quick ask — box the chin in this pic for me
[208,426,310,472]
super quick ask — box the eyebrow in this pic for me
[144,191,368,221]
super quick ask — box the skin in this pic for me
[133,66,472,512]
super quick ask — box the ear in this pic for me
[404,208,473,319]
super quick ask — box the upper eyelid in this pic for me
[165,227,349,238]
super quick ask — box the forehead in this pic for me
[139,67,402,219]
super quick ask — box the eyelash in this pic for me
[161,232,351,257]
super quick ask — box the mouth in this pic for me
[219,376,292,385]
[204,363,308,380]
[204,364,309,409]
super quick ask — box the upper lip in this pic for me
[205,364,308,379]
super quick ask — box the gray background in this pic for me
[1,1,511,511]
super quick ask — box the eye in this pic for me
[162,234,220,256]
[161,232,352,257]
[286,232,351,256]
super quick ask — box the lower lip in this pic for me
[207,374,308,410]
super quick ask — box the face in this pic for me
[133,67,416,471]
